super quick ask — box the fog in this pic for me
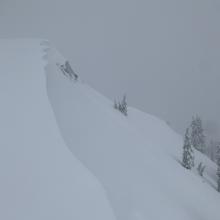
[1,0,220,139]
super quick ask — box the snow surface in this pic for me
[0,40,115,220]
[46,42,220,220]
[1,39,220,220]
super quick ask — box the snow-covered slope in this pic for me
[0,40,115,220]
[46,43,220,220]
[1,39,219,220]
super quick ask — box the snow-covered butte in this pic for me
[0,39,220,220]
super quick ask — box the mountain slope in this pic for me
[0,39,219,220]
[0,40,115,220]
[46,43,220,220]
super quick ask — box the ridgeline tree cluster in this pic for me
[182,116,220,192]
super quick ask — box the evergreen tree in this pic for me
[114,95,128,116]
[182,128,194,169]
[60,61,78,80]
[190,116,206,152]
[120,95,127,116]
[216,144,220,192]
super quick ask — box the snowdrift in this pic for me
[46,43,220,220]
[0,40,115,220]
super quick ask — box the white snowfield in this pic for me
[0,40,115,220]
[0,39,219,220]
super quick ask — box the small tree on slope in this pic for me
[182,128,194,169]
[114,95,128,116]
[119,95,127,116]
[216,145,220,192]
[190,116,206,153]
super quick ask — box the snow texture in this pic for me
[0,39,115,220]
[46,42,220,220]
[0,39,220,220]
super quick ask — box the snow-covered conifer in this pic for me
[113,95,128,116]
[190,116,206,152]
[182,128,194,169]
[120,95,127,116]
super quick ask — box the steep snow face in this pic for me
[46,45,220,220]
[0,40,115,220]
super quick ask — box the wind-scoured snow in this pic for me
[0,39,220,220]
[0,39,115,220]
[46,42,220,220]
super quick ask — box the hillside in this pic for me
[0,39,219,220]
[0,40,115,220]
[46,42,220,220]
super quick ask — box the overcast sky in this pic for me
[1,0,220,139]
